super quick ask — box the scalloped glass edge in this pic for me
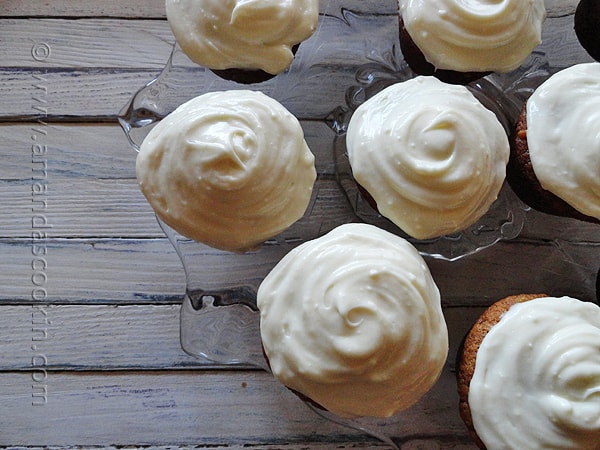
[328,50,562,261]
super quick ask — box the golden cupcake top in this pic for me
[166,0,319,74]
[469,296,600,449]
[526,62,600,221]
[258,223,449,418]
[399,0,546,72]
[346,76,509,240]
[136,90,316,252]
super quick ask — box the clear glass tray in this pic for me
[119,1,596,446]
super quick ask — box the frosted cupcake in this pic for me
[166,0,319,83]
[509,63,600,223]
[398,0,546,84]
[136,90,316,252]
[346,76,510,240]
[258,223,449,418]
[457,294,600,449]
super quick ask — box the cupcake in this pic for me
[575,0,600,62]
[257,223,449,418]
[345,76,510,240]
[136,90,316,252]
[398,0,546,84]
[165,0,319,84]
[508,63,600,224]
[457,294,600,449]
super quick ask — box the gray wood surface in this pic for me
[0,1,598,448]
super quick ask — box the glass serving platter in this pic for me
[119,1,596,447]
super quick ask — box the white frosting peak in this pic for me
[526,63,600,220]
[166,0,319,74]
[258,223,448,418]
[346,77,509,240]
[136,90,316,252]
[469,296,600,449]
[399,0,546,72]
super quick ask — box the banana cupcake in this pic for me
[346,76,510,240]
[166,0,319,83]
[457,294,600,449]
[398,0,546,84]
[258,223,449,418]
[509,63,600,224]
[136,90,316,252]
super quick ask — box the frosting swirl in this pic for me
[258,223,449,418]
[346,77,509,240]
[136,90,316,252]
[166,0,319,74]
[469,296,600,449]
[399,0,546,72]
[526,63,600,220]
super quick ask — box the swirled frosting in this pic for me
[165,0,319,74]
[399,0,546,72]
[469,296,600,449]
[346,77,509,240]
[136,90,316,252]
[258,223,449,418]
[526,63,600,220]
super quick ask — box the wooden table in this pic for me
[1,1,598,448]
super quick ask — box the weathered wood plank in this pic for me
[0,304,194,370]
[0,0,400,18]
[0,370,373,446]
[0,0,167,18]
[0,178,162,238]
[1,123,138,180]
[0,69,161,119]
[0,368,473,447]
[0,236,596,305]
[0,304,480,371]
[0,19,173,69]
[0,238,185,303]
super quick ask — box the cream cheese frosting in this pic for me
[468,296,600,449]
[399,0,546,72]
[136,90,316,252]
[526,63,600,221]
[258,223,449,418]
[165,0,319,75]
[346,76,509,240]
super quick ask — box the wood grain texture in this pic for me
[0,2,598,449]
[0,236,596,306]
[0,238,185,303]
[0,0,400,18]
[0,369,473,447]
[0,304,481,371]
[0,370,374,446]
